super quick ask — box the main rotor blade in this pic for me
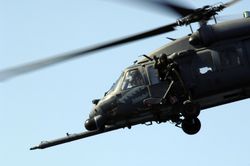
[123,0,195,17]
[154,0,194,17]
[0,22,177,81]
[224,0,241,7]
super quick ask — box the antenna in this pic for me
[213,15,218,24]
[141,54,153,61]
[189,24,194,33]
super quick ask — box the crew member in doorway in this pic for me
[154,53,190,105]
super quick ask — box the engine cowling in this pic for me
[189,18,250,47]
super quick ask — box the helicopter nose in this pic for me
[84,115,106,131]
[84,118,96,131]
[85,96,117,131]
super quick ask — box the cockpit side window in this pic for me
[121,69,144,91]
[147,65,160,85]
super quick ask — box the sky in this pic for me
[1,0,250,165]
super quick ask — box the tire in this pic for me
[182,118,201,135]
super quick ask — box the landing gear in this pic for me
[154,54,202,135]
[182,100,200,118]
[182,118,201,135]
[180,100,201,134]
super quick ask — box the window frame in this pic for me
[120,68,145,91]
[145,64,160,85]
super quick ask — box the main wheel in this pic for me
[182,118,201,135]
[182,100,200,118]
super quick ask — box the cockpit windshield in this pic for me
[106,72,124,95]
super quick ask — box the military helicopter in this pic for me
[1,0,249,150]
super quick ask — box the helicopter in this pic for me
[1,0,250,150]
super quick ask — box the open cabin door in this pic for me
[145,65,167,99]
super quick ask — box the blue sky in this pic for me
[1,0,250,165]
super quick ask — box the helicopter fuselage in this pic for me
[28,1,250,151]
[85,18,250,132]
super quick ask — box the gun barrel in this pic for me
[30,126,121,150]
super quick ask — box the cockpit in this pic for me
[87,63,162,131]
[106,63,164,96]
[106,67,147,95]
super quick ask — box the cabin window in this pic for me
[219,47,242,68]
[193,50,215,75]
[147,65,160,85]
[121,69,144,90]
[199,67,213,74]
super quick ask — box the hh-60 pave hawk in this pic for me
[0,0,250,150]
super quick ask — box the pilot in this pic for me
[130,70,144,87]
